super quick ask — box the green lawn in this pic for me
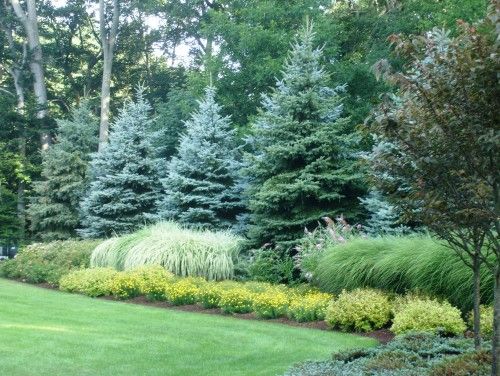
[0,279,376,376]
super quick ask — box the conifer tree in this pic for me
[79,89,161,238]
[359,190,410,236]
[157,86,244,230]
[246,22,363,248]
[28,102,98,240]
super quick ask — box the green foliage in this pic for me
[0,240,100,285]
[108,272,142,300]
[248,247,295,284]
[90,222,242,280]
[325,289,392,332]
[285,332,482,376]
[157,86,245,230]
[245,22,363,249]
[28,102,99,241]
[429,349,491,376]
[313,236,494,312]
[79,89,161,238]
[391,298,466,336]
[59,267,118,297]
[468,305,494,339]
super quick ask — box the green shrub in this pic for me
[59,268,117,297]
[91,222,241,280]
[285,332,479,376]
[391,298,466,335]
[429,350,491,376]
[325,289,392,332]
[287,292,333,322]
[219,287,254,314]
[313,236,493,312]
[247,248,295,284]
[468,305,493,339]
[0,240,100,285]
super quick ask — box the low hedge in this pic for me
[285,332,489,376]
[0,240,100,285]
[313,236,493,312]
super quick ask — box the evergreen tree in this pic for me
[28,102,98,241]
[79,89,161,238]
[246,22,363,248]
[359,190,410,236]
[157,86,244,230]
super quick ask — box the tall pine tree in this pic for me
[79,89,161,238]
[246,22,363,248]
[157,86,244,230]
[28,101,98,241]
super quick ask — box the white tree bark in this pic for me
[9,0,50,150]
[98,0,119,151]
[1,7,28,242]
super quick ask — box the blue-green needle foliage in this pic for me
[79,89,161,238]
[157,86,245,231]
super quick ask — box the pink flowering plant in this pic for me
[294,216,364,280]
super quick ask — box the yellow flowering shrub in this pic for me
[109,272,142,299]
[325,289,392,332]
[164,278,201,305]
[288,292,333,322]
[197,282,225,308]
[468,305,493,338]
[219,287,254,314]
[59,268,117,297]
[252,289,290,318]
[130,265,175,300]
[391,298,466,335]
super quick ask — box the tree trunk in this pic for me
[492,265,500,376]
[473,254,482,349]
[98,0,119,152]
[10,0,50,150]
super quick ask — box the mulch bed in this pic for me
[11,279,395,344]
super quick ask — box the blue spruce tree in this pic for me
[245,22,363,248]
[28,101,98,240]
[79,89,161,238]
[157,86,244,230]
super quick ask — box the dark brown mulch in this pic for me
[11,279,395,344]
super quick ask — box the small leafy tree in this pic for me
[157,85,244,230]
[371,7,499,369]
[79,89,161,238]
[28,101,98,240]
[245,21,363,249]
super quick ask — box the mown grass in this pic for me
[91,222,241,280]
[313,236,493,312]
[0,278,376,376]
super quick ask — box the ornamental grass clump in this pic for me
[391,297,466,335]
[287,292,333,322]
[91,222,242,280]
[59,267,117,297]
[219,287,254,314]
[252,289,290,319]
[325,289,392,332]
